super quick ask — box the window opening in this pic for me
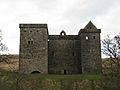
[62,32,65,35]
[28,41,31,45]
[93,36,96,39]
[60,30,66,36]
[73,52,74,56]
[86,36,89,40]
[31,41,33,44]
[28,39,33,45]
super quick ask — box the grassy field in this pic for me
[0,69,119,90]
[0,58,18,71]
[0,69,104,90]
[0,69,102,81]
[0,57,120,90]
[0,55,119,79]
[0,56,103,80]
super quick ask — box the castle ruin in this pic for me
[19,21,101,74]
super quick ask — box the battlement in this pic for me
[19,24,47,28]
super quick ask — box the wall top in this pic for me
[48,35,79,40]
[19,24,48,28]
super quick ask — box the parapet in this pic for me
[48,35,79,40]
[19,24,48,28]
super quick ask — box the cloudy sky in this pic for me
[0,0,120,54]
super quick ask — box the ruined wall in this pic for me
[48,34,81,74]
[19,21,102,74]
[19,24,48,74]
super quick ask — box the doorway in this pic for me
[64,70,67,74]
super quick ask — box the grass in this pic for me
[0,69,102,81]
[27,74,103,80]
[0,70,119,90]
[0,58,102,81]
[0,70,104,90]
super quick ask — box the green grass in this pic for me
[0,70,102,81]
[1,70,120,90]
[27,74,102,80]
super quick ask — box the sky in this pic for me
[0,0,120,54]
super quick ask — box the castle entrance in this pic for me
[64,70,67,74]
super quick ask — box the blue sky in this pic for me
[0,0,120,54]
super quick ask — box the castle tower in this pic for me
[79,21,101,74]
[19,24,48,74]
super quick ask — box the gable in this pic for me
[79,21,101,33]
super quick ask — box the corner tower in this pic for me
[79,21,101,74]
[19,24,48,74]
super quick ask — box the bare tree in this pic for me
[102,34,120,75]
[0,29,9,63]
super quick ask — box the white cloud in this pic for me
[94,4,120,39]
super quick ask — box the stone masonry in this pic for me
[19,21,101,74]
[19,24,48,74]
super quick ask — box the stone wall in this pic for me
[48,35,81,74]
[19,21,102,74]
[79,21,102,74]
[19,24,48,74]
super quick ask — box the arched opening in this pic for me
[31,71,40,74]
[60,30,66,36]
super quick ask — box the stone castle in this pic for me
[19,21,102,74]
